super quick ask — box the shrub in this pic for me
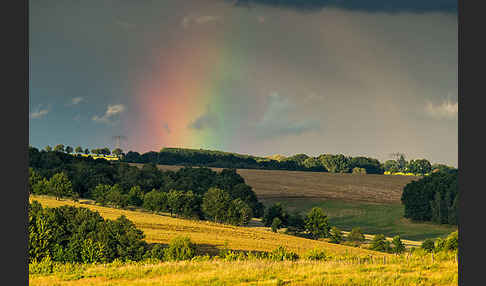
[421,238,435,252]
[391,235,406,254]
[227,198,253,226]
[262,203,288,227]
[202,188,231,223]
[444,231,458,251]
[347,227,365,242]
[163,236,196,261]
[143,189,168,212]
[305,207,330,239]
[329,227,343,244]
[271,217,282,233]
[144,244,166,260]
[370,234,392,253]
[269,246,299,261]
[304,249,326,261]
[29,255,54,274]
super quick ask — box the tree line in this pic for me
[122,148,392,174]
[37,145,456,175]
[41,144,123,157]
[29,146,264,226]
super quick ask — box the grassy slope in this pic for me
[129,164,457,241]
[29,196,458,286]
[29,195,381,257]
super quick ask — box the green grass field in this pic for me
[261,198,457,241]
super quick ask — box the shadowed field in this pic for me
[128,163,419,204]
[125,164,456,241]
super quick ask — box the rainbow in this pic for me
[129,27,239,153]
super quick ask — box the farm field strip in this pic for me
[127,163,420,204]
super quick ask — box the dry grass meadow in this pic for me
[29,196,458,286]
[29,195,380,257]
[30,258,458,286]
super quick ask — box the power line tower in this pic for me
[112,135,127,150]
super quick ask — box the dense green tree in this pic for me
[287,211,306,232]
[302,157,324,171]
[180,191,202,218]
[84,148,90,155]
[202,187,231,223]
[271,217,282,232]
[421,239,435,252]
[44,145,52,152]
[143,189,168,212]
[349,157,383,174]
[227,198,253,226]
[391,235,405,254]
[318,154,350,173]
[431,164,456,174]
[329,226,343,244]
[74,146,83,154]
[167,189,185,217]
[48,172,73,200]
[105,184,129,208]
[29,202,147,263]
[262,203,288,227]
[127,185,144,206]
[370,234,391,253]
[401,171,457,223]
[305,207,330,239]
[92,184,112,206]
[29,168,42,194]
[54,144,65,153]
[383,160,400,173]
[65,146,73,154]
[347,227,365,242]
[407,159,432,175]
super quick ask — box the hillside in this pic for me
[29,195,381,257]
[126,163,457,241]
[29,195,458,286]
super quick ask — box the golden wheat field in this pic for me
[29,195,381,256]
[29,196,458,286]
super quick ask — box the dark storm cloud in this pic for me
[229,0,457,14]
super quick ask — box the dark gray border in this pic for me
[459,0,482,285]
[4,0,28,284]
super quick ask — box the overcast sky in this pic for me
[29,0,458,166]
